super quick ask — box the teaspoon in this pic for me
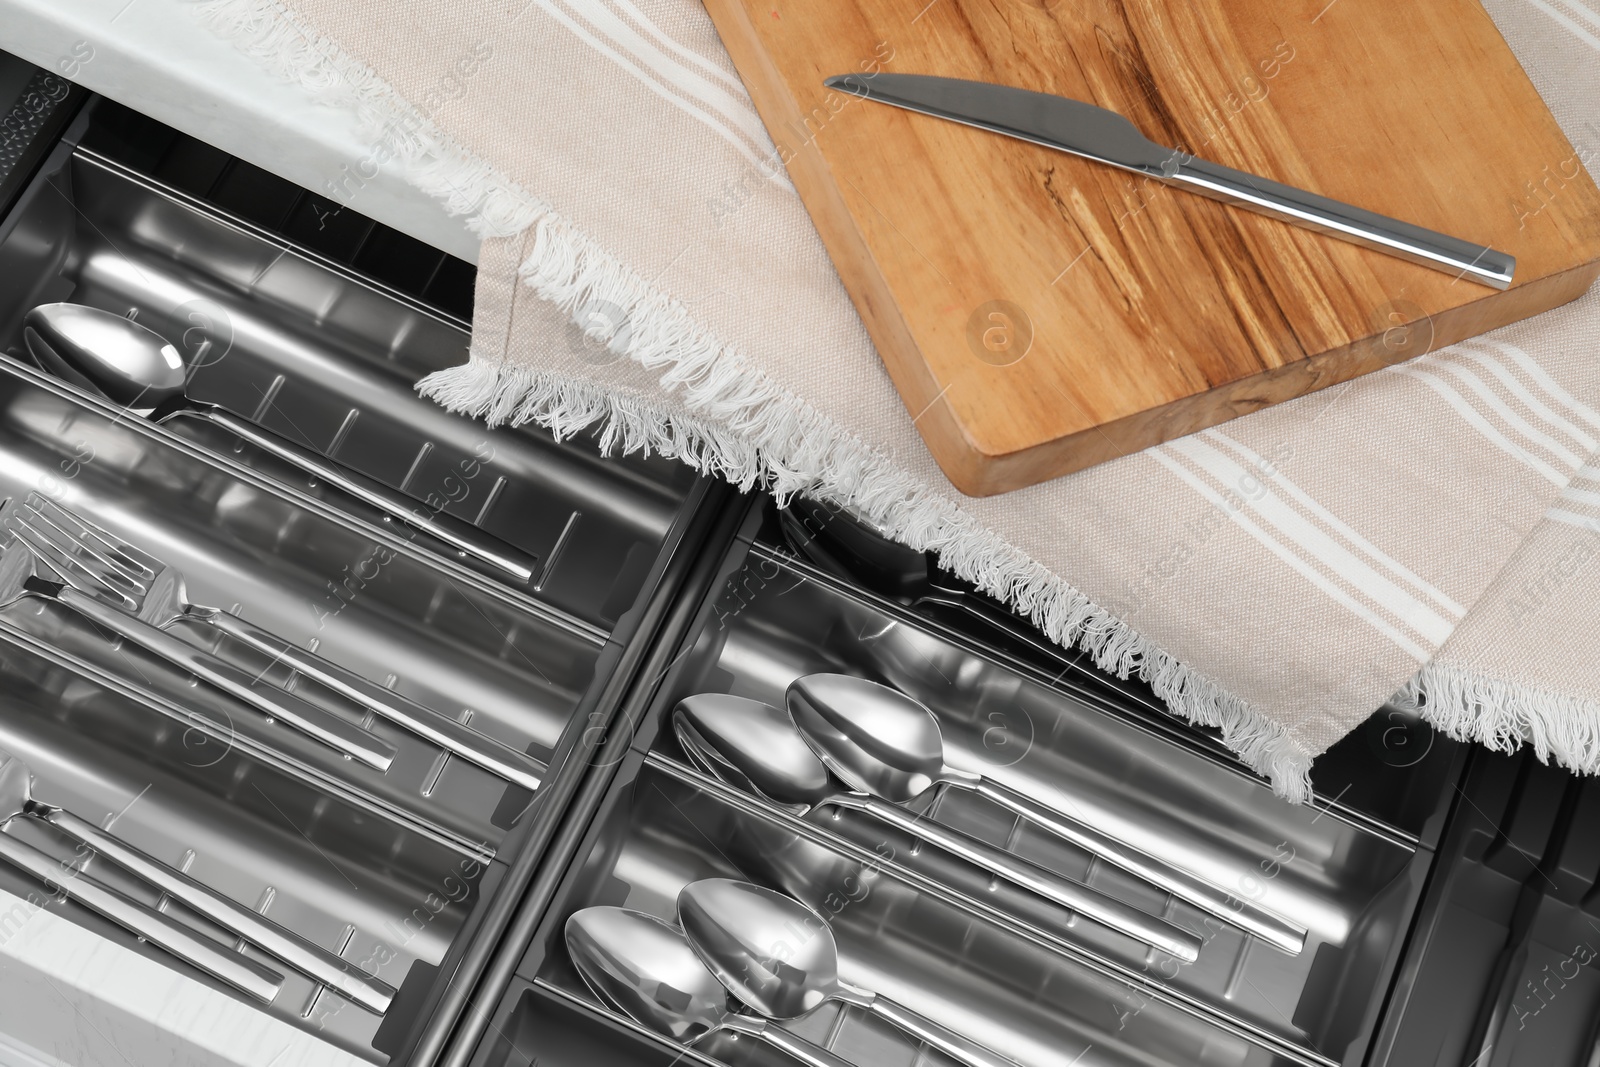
[674,693,1199,960]
[788,673,1306,953]
[564,905,854,1067]
[679,878,1020,1067]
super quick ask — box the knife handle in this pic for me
[1170,156,1515,290]
[0,829,284,1002]
[45,807,396,1014]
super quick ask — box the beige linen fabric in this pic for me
[196,0,1600,800]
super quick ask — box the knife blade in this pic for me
[824,73,1515,290]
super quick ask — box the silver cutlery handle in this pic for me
[970,779,1305,954]
[844,986,1019,1067]
[1170,156,1515,290]
[204,611,545,792]
[828,793,1200,961]
[719,1014,858,1067]
[52,585,396,772]
[0,829,283,1002]
[203,409,539,583]
[46,807,395,1014]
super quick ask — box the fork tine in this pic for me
[6,514,141,612]
[11,509,143,600]
[23,494,158,584]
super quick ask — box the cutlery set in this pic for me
[0,302,561,1015]
[0,488,536,1007]
[0,92,1512,1060]
[0,491,545,790]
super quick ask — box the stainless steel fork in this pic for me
[0,502,396,772]
[12,493,545,792]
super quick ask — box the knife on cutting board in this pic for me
[825,73,1515,290]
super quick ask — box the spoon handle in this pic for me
[719,1014,857,1067]
[970,779,1307,954]
[829,793,1200,961]
[201,408,540,583]
[851,988,1021,1067]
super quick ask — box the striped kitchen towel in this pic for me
[181,0,1600,800]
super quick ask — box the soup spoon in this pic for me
[674,693,1199,960]
[679,878,1019,1067]
[788,673,1306,953]
[564,905,853,1067]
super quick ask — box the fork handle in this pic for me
[204,611,546,792]
[45,807,395,1013]
[52,586,396,771]
[0,829,284,1002]
[201,409,539,583]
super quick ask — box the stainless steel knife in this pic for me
[824,73,1515,290]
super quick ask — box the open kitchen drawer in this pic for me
[3,48,1597,1067]
[462,502,1469,1067]
[0,54,727,1066]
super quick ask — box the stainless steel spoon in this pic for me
[679,878,1019,1067]
[788,673,1306,953]
[564,905,854,1067]
[0,755,394,1013]
[22,303,539,583]
[674,693,1199,960]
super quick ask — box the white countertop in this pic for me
[0,884,364,1067]
[1,0,477,262]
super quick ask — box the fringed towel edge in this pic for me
[1399,664,1600,775]
[189,0,1323,802]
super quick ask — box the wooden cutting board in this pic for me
[704,0,1600,495]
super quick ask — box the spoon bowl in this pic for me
[787,673,944,803]
[678,878,1018,1067]
[565,907,738,1041]
[24,303,187,408]
[677,877,837,1020]
[674,693,833,809]
[565,905,855,1067]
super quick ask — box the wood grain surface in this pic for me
[705,0,1600,495]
